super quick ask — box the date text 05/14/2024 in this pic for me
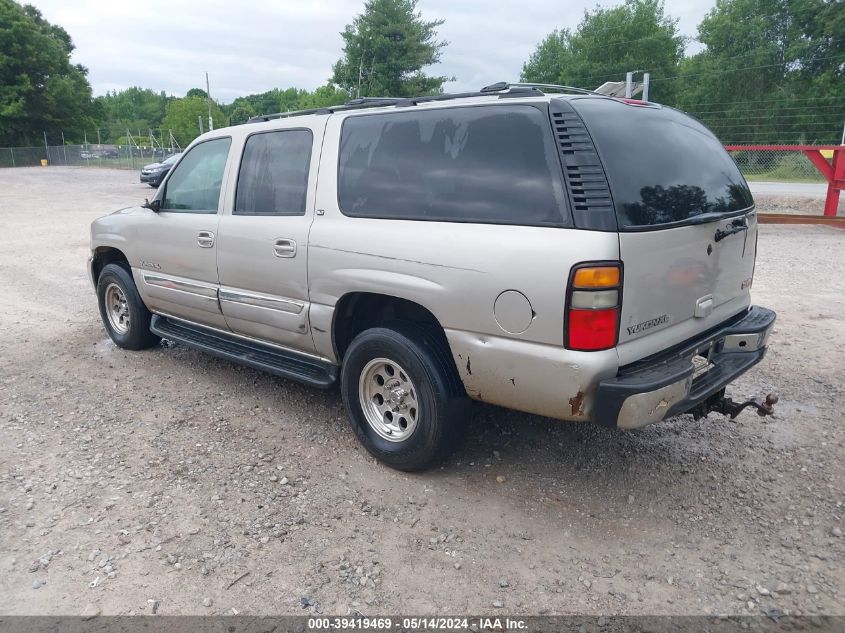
[307,617,528,630]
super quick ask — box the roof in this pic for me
[245,82,602,124]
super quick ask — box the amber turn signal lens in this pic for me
[572,266,620,288]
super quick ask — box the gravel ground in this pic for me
[0,167,843,617]
[747,182,843,216]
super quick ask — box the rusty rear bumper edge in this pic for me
[593,306,777,429]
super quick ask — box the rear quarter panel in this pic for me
[309,111,621,421]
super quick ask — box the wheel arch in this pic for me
[91,246,131,284]
[331,292,458,371]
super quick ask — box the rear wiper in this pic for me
[685,212,730,225]
[714,218,748,242]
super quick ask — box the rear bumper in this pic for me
[594,306,776,429]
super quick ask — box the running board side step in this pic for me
[150,315,338,388]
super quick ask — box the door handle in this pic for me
[273,238,297,258]
[197,230,215,248]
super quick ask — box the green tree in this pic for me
[331,0,450,97]
[186,88,208,99]
[93,87,170,142]
[675,0,845,144]
[521,0,685,103]
[228,104,256,125]
[162,96,225,146]
[0,0,95,145]
[224,89,292,119]
[298,84,349,109]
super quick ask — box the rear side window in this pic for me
[572,99,753,229]
[338,105,569,226]
[235,129,312,216]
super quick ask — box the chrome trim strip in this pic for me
[152,311,333,365]
[142,273,218,298]
[219,288,305,315]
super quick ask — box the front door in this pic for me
[216,123,325,352]
[133,137,232,330]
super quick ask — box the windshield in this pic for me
[571,99,753,229]
[163,154,180,165]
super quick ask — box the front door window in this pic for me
[162,138,231,213]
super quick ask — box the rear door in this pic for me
[569,98,757,365]
[215,121,326,352]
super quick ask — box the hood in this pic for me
[142,161,165,170]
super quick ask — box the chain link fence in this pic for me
[1,143,838,214]
[1,145,830,182]
[727,148,827,183]
[0,144,180,170]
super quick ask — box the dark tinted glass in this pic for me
[235,129,312,216]
[572,99,753,229]
[162,138,230,213]
[338,105,569,226]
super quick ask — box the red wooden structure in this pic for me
[725,145,845,217]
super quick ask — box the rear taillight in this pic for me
[566,262,622,351]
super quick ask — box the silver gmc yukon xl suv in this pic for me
[89,83,777,471]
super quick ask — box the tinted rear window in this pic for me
[338,105,569,226]
[572,99,753,229]
[235,129,312,216]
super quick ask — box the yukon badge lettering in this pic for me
[627,314,670,336]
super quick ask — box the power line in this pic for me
[710,121,831,129]
[688,104,844,115]
[564,56,839,86]
[697,114,844,122]
[676,95,844,107]
[649,55,845,81]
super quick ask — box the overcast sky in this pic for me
[28,0,714,103]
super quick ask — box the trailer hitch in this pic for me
[712,393,779,419]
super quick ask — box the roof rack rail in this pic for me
[247,98,402,123]
[507,82,602,96]
[247,82,596,123]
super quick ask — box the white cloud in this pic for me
[27,0,715,103]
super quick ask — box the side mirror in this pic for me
[142,198,161,212]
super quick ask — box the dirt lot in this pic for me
[0,167,843,617]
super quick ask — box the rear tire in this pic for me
[96,263,160,350]
[341,323,468,471]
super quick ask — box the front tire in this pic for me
[96,263,160,350]
[341,324,467,471]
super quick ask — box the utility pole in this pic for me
[206,72,214,132]
[43,131,49,163]
[198,116,204,136]
[357,56,364,98]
